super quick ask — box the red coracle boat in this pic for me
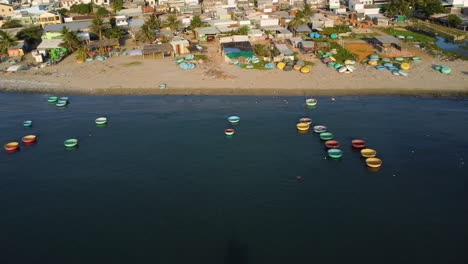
[22,135,37,143]
[325,140,340,149]
[352,139,366,148]
[299,118,312,125]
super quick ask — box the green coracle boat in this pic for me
[320,132,333,141]
[95,117,107,125]
[64,139,78,147]
[328,149,343,158]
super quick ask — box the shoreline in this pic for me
[2,85,468,97]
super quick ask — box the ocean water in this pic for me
[0,93,467,264]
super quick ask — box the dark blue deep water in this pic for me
[1,94,467,264]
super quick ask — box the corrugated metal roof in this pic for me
[44,22,92,32]
[37,39,63,49]
[275,43,293,55]
[294,25,311,32]
[374,35,399,44]
[195,27,220,35]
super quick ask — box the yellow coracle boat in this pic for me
[293,65,301,71]
[400,62,410,70]
[300,66,310,73]
[296,123,310,131]
[361,148,377,158]
[366,158,382,168]
[4,142,19,151]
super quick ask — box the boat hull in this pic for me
[361,148,377,158]
[325,140,340,149]
[366,158,382,168]
[22,135,37,143]
[299,118,312,125]
[64,139,78,148]
[320,132,333,141]
[352,139,366,148]
[4,142,19,151]
[328,149,343,158]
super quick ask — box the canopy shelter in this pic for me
[221,41,254,59]
[372,35,401,52]
[142,43,174,59]
[88,39,120,49]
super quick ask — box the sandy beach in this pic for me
[1,52,467,96]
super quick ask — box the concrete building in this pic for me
[0,3,13,18]
[441,0,468,7]
[329,0,340,9]
[38,11,63,27]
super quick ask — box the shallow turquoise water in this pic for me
[0,94,467,263]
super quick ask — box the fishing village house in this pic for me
[38,11,63,27]
[0,3,13,26]
[0,3,13,18]
[273,43,294,62]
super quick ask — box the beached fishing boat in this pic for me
[227,116,240,124]
[299,118,312,124]
[48,96,58,103]
[313,125,327,133]
[320,132,334,140]
[64,139,78,147]
[95,117,107,125]
[352,139,366,148]
[22,135,37,143]
[225,129,234,136]
[23,120,32,127]
[306,98,317,106]
[366,158,382,168]
[159,84,167,89]
[4,142,19,151]
[328,149,343,158]
[296,123,310,131]
[325,140,340,149]
[361,148,377,158]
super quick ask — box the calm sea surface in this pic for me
[0,93,467,264]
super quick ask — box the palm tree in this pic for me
[0,31,18,54]
[163,15,182,32]
[288,11,307,36]
[60,29,82,52]
[146,14,161,31]
[302,3,313,18]
[137,24,155,43]
[75,45,88,60]
[89,14,109,40]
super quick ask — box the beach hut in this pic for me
[373,35,401,53]
[142,43,174,59]
[88,39,120,57]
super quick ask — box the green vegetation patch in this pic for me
[193,55,207,60]
[321,25,352,34]
[124,61,142,66]
[381,27,435,43]
[329,43,358,64]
